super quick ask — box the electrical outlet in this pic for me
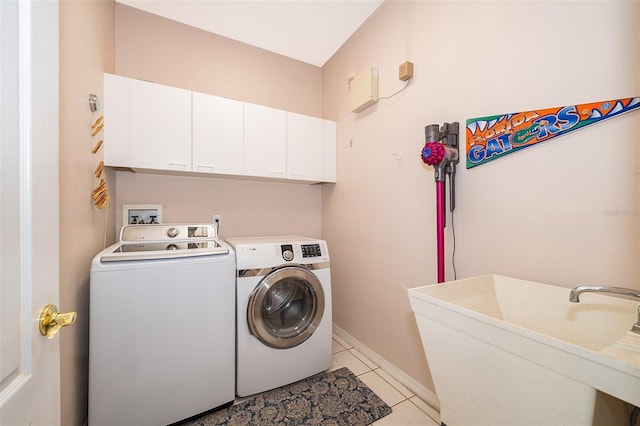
[212,213,222,226]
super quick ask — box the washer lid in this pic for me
[101,239,229,262]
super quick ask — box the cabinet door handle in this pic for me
[168,162,187,170]
[196,165,214,172]
[290,173,304,179]
[270,171,284,178]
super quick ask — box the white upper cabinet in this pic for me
[243,103,287,179]
[103,74,336,183]
[192,92,244,175]
[103,73,130,167]
[323,120,337,183]
[129,79,192,171]
[286,112,323,182]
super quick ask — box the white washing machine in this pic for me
[89,224,236,426]
[226,236,332,397]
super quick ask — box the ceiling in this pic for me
[116,0,384,67]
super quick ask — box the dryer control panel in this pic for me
[301,243,322,258]
[281,245,294,261]
[227,236,329,270]
[281,242,325,262]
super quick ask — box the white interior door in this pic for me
[0,1,61,424]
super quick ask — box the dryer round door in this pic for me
[247,265,324,349]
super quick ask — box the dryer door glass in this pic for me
[247,265,324,349]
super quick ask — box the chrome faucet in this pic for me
[569,285,640,334]
[569,285,640,302]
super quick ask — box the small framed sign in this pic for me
[122,204,162,225]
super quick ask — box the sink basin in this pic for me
[408,274,640,426]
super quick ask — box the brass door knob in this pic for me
[39,304,77,339]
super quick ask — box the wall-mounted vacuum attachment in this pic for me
[421,122,460,283]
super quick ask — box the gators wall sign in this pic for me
[465,97,640,169]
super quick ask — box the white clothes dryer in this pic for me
[89,224,236,426]
[226,236,332,397]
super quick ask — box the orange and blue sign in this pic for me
[466,97,640,168]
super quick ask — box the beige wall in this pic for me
[113,3,324,238]
[59,1,115,425]
[114,173,321,238]
[115,4,322,117]
[322,0,640,392]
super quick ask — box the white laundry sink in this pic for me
[408,274,640,426]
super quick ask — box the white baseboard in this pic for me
[332,323,440,413]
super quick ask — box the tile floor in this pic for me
[330,334,440,426]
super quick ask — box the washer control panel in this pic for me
[120,223,216,242]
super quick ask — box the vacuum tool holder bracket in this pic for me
[421,121,460,212]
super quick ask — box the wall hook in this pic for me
[89,94,100,112]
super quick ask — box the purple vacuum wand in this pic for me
[421,122,459,283]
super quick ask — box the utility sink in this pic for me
[408,274,640,426]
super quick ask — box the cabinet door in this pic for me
[129,79,192,171]
[323,120,337,183]
[243,103,286,178]
[103,73,130,167]
[192,92,243,175]
[286,112,323,182]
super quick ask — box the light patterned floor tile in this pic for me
[329,348,371,376]
[348,348,378,369]
[358,371,405,407]
[372,400,440,426]
[374,368,415,399]
[331,333,352,350]
[409,396,440,424]
[328,330,441,425]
